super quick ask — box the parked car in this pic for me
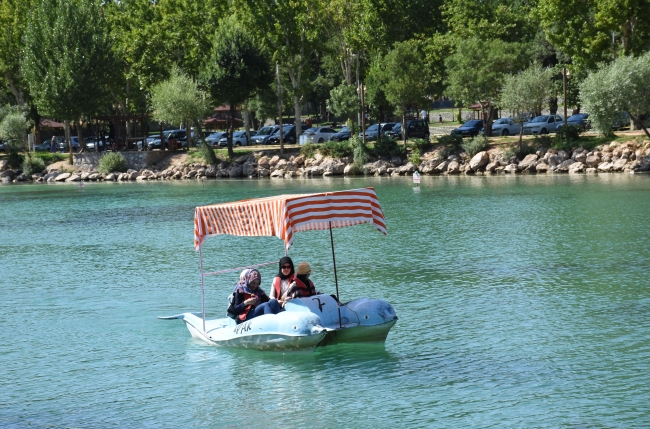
[250,125,280,145]
[612,112,630,130]
[303,127,338,144]
[387,120,430,140]
[35,138,61,152]
[58,136,80,152]
[450,120,484,138]
[84,136,105,151]
[147,129,186,150]
[330,126,351,141]
[556,113,590,132]
[267,125,309,145]
[358,123,396,141]
[485,117,520,136]
[205,131,228,147]
[218,130,257,146]
[523,115,563,134]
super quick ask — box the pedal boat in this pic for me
[159,187,397,351]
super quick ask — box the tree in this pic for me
[327,84,359,131]
[22,0,114,162]
[203,16,273,158]
[150,66,208,149]
[579,52,650,138]
[380,40,430,145]
[0,0,35,107]
[445,37,524,136]
[499,64,554,151]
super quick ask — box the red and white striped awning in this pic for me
[194,187,387,250]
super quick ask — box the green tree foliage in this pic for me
[445,37,525,135]
[327,84,359,124]
[0,111,30,143]
[379,40,429,144]
[579,52,650,138]
[499,64,554,150]
[203,16,272,158]
[151,66,208,147]
[22,0,114,120]
[0,0,35,106]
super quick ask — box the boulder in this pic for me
[597,162,613,172]
[258,167,270,177]
[88,173,100,180]
[585,168,597,174]
[55,173,71,182]
[518,154,539,171]
[80,172,92,180]
[568,162,585,174]
[293,155,305,166]
[556,159,575,172]
[269,155,281,167]
[0,159,8,171]
[343,164,359,175]
[504,163,520,173]
[320,158,345,175]
[216,169,229,178]
[187,170,198,178]
[447,160,460,174]
[585,155,601,167]
[548,155,562,167]
[420,159,442,175]
[558,150,570,161]
[1,176,11,184]
[242,162,257,176]
[275,159,288,170]
[271,169,285,178]
[0,169,15,178]
[390,156,403,166]
[484,161,498,173]
[612,158,628,172]
[284,171,297,178]
[435,160,449,173]
[535,162,549,173]
[65,174,80,182]
[228,165,243,178]
[305,165,324,176]
[136,175,148,181]
[574,152,587,163]
[205,165,218,177]
[105,173,117,181]
[398,162,417,174]
[468,151,490,171]
[536,147,547,157]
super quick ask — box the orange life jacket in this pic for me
[238,291,256,322]
[272,275,295,299]
[291,277,316,298]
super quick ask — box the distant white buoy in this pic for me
[413,171,420,192]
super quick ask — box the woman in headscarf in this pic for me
[270,256,295,304]
[231,269,281,323]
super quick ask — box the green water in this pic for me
[1,175,649,428]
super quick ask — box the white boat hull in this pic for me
[160,295,397,351]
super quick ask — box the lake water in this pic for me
[1,175,649,428]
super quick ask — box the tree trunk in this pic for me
[244,100,251,146]
[76,120,86,153]
[228,104,235,159]
[293,94,301,144]
[64,120,72,164]
[276,63,284,155]
[402,111,407,146]
[549,96,558,115]
[628,112,650,138]
[485,103,495,137]
[160,122,165,151]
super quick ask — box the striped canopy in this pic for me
[193,187,387,250]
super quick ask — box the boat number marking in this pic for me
[234,321,252,334]
[312,297,326,313]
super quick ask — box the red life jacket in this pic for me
[238,291,256,322]
[291,277,316,298]
[272,275,295,299]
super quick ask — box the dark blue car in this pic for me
[557,113,590,131]
[450,120,484,137]
[330,126,351,142]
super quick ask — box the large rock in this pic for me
[585,167,597,174]
[484,161,498,173]
[548,155,562,167]
[597,162,613,172]
[242,162,257,176]
[258,167,270,177]
[88,173,100,180]
[1,176,11,184]
[0,160,7,171]
[568,162,585,174]
[504,163,520,173]
[55,173,71,182]
[205,165,218,177]
[269,155,280,167]
[447,160,460,174]
[612,158,628,172]
[305,165,324,176]
[0,169,15,178]
[228,164,243,178]
[105,173,117,181]
[535,162,549,173]
[585,155,601,167]
[320,158,345,175]
[275,159,288,170]
[469,151,490,171]
[630,156,650,172]
[556,159,575,172]
[420,159,442,174]
[293,155,305,166]
[270,169,285,178]
[518,154,539,171]
[187,170,198,178]
[397,162,417,174]
[435,160,449,173]
[65,174,81,182]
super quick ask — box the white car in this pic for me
[523,115,563,135]
[488,117,521,136]
[302,127,338,144]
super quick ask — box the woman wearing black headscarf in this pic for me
[270,256,295,304]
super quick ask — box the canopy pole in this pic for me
[199,245,206,332]
[329,221,342,328]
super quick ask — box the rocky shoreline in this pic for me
[2,140,650,184]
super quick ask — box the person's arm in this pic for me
[269,280,277,299]
[232,292,248,315]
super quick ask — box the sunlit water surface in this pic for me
[1,175,649,428]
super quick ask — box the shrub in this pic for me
[373,135,405,157]
[412,138,431,155]
[436,133,463,149]
[407,150,421,165]
[98,152,127,174]
[22,153,45,177]
[199,140,219,165]
[461,135,489,157]
[4,140,24,169]
[350,136,369,167]
[300,142,316,159]
[437,145,451,160]
[555,124,582,148]
[319,141,352,158]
